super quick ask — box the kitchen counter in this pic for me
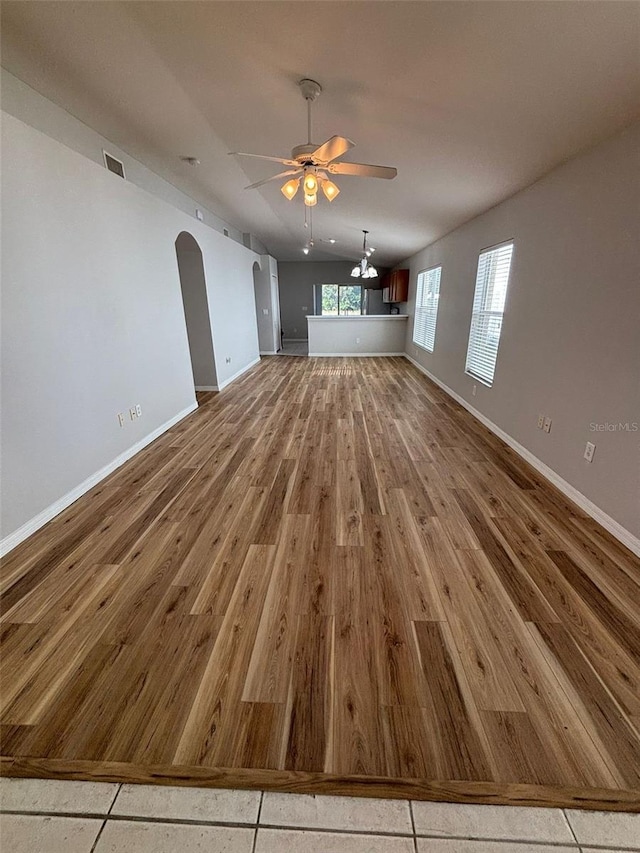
[307,314,408,356]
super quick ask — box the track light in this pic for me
[281,178,300,200]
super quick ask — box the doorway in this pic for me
[175,232,217,390]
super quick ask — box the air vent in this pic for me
[102,150,125,179]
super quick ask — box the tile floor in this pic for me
[277,339,309,356]
[0,778,638,852]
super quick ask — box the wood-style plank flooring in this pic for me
[2,357,639,810]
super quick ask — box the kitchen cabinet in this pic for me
[382,269,409,303]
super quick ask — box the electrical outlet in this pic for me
[135,404,142,417]
[472,384,477,397]
[302,306,308,311]
[262,308,269,315]
[195,208,204,221]
[117,413,125,428]
[543,416,552,433]
[225,356,232,364]
[584,441,596,462]
[356,337,361,344]
[537,414,545,429]
[129,407,137,420]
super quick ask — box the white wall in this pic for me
[308,316,409,356]
[1,111,261,549]
[402,122,640,546]
[1,69,248,247]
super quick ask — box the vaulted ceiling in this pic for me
[2,1,639,266]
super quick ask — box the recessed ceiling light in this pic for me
[328,238,336,244]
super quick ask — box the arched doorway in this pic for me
[253,260,273,354]
[175,232,217,390]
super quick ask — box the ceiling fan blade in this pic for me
[328,162,397,179]
[230,152,300,167]
[310,135,355,163]
[244,169,301,190]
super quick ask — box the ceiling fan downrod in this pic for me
[298,78,322,149]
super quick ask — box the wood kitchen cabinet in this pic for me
[382,269,409,303]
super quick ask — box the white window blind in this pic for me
[413,266,442,352]
[465,242,514,386]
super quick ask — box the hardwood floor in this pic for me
[1,356,639,810]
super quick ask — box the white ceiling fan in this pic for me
[230,79,397,206]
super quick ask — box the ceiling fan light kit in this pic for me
[281,178,300,200]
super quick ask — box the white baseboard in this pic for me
[216,356,261,391]
[195,385,218,392]
[259,351,278,356]
[0,403,198,557]
[404,355,640,558]
[308,351,405,357]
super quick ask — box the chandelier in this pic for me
[351,230,378,279]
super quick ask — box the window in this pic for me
[319,284,363,316]
[413,266,442,352]
[465,241,514,386]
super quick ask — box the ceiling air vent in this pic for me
[102,150,125,179]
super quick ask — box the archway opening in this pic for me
[175,232,217,390]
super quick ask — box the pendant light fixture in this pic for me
[351,230,378,279]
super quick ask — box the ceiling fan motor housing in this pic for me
[291,143,321,163]
[298,78,322,102]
